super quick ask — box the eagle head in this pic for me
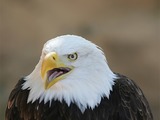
[22,35,116,112]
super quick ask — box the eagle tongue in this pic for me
[48,71,63,82]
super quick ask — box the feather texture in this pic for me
[5,73,153,120]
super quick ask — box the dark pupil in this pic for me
[71,54,74,58]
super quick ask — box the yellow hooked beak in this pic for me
[41,52,72,89]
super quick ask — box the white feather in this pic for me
[22,35,117,112]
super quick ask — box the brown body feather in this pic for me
[5,73,153,120]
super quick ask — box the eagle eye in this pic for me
[68,53,78,61]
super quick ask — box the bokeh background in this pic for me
[1,0,160,120]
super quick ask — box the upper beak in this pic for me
[41,52,58,80]
[41,52,71,89]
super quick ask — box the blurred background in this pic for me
[1,0,159,119]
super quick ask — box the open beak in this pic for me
[41,52,72,89]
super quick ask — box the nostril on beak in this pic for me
[52,56,56,60]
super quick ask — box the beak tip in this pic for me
[45,82,48,90]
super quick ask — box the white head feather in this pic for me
[22,35,117,112]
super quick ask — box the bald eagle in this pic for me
[6,35,153,120]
